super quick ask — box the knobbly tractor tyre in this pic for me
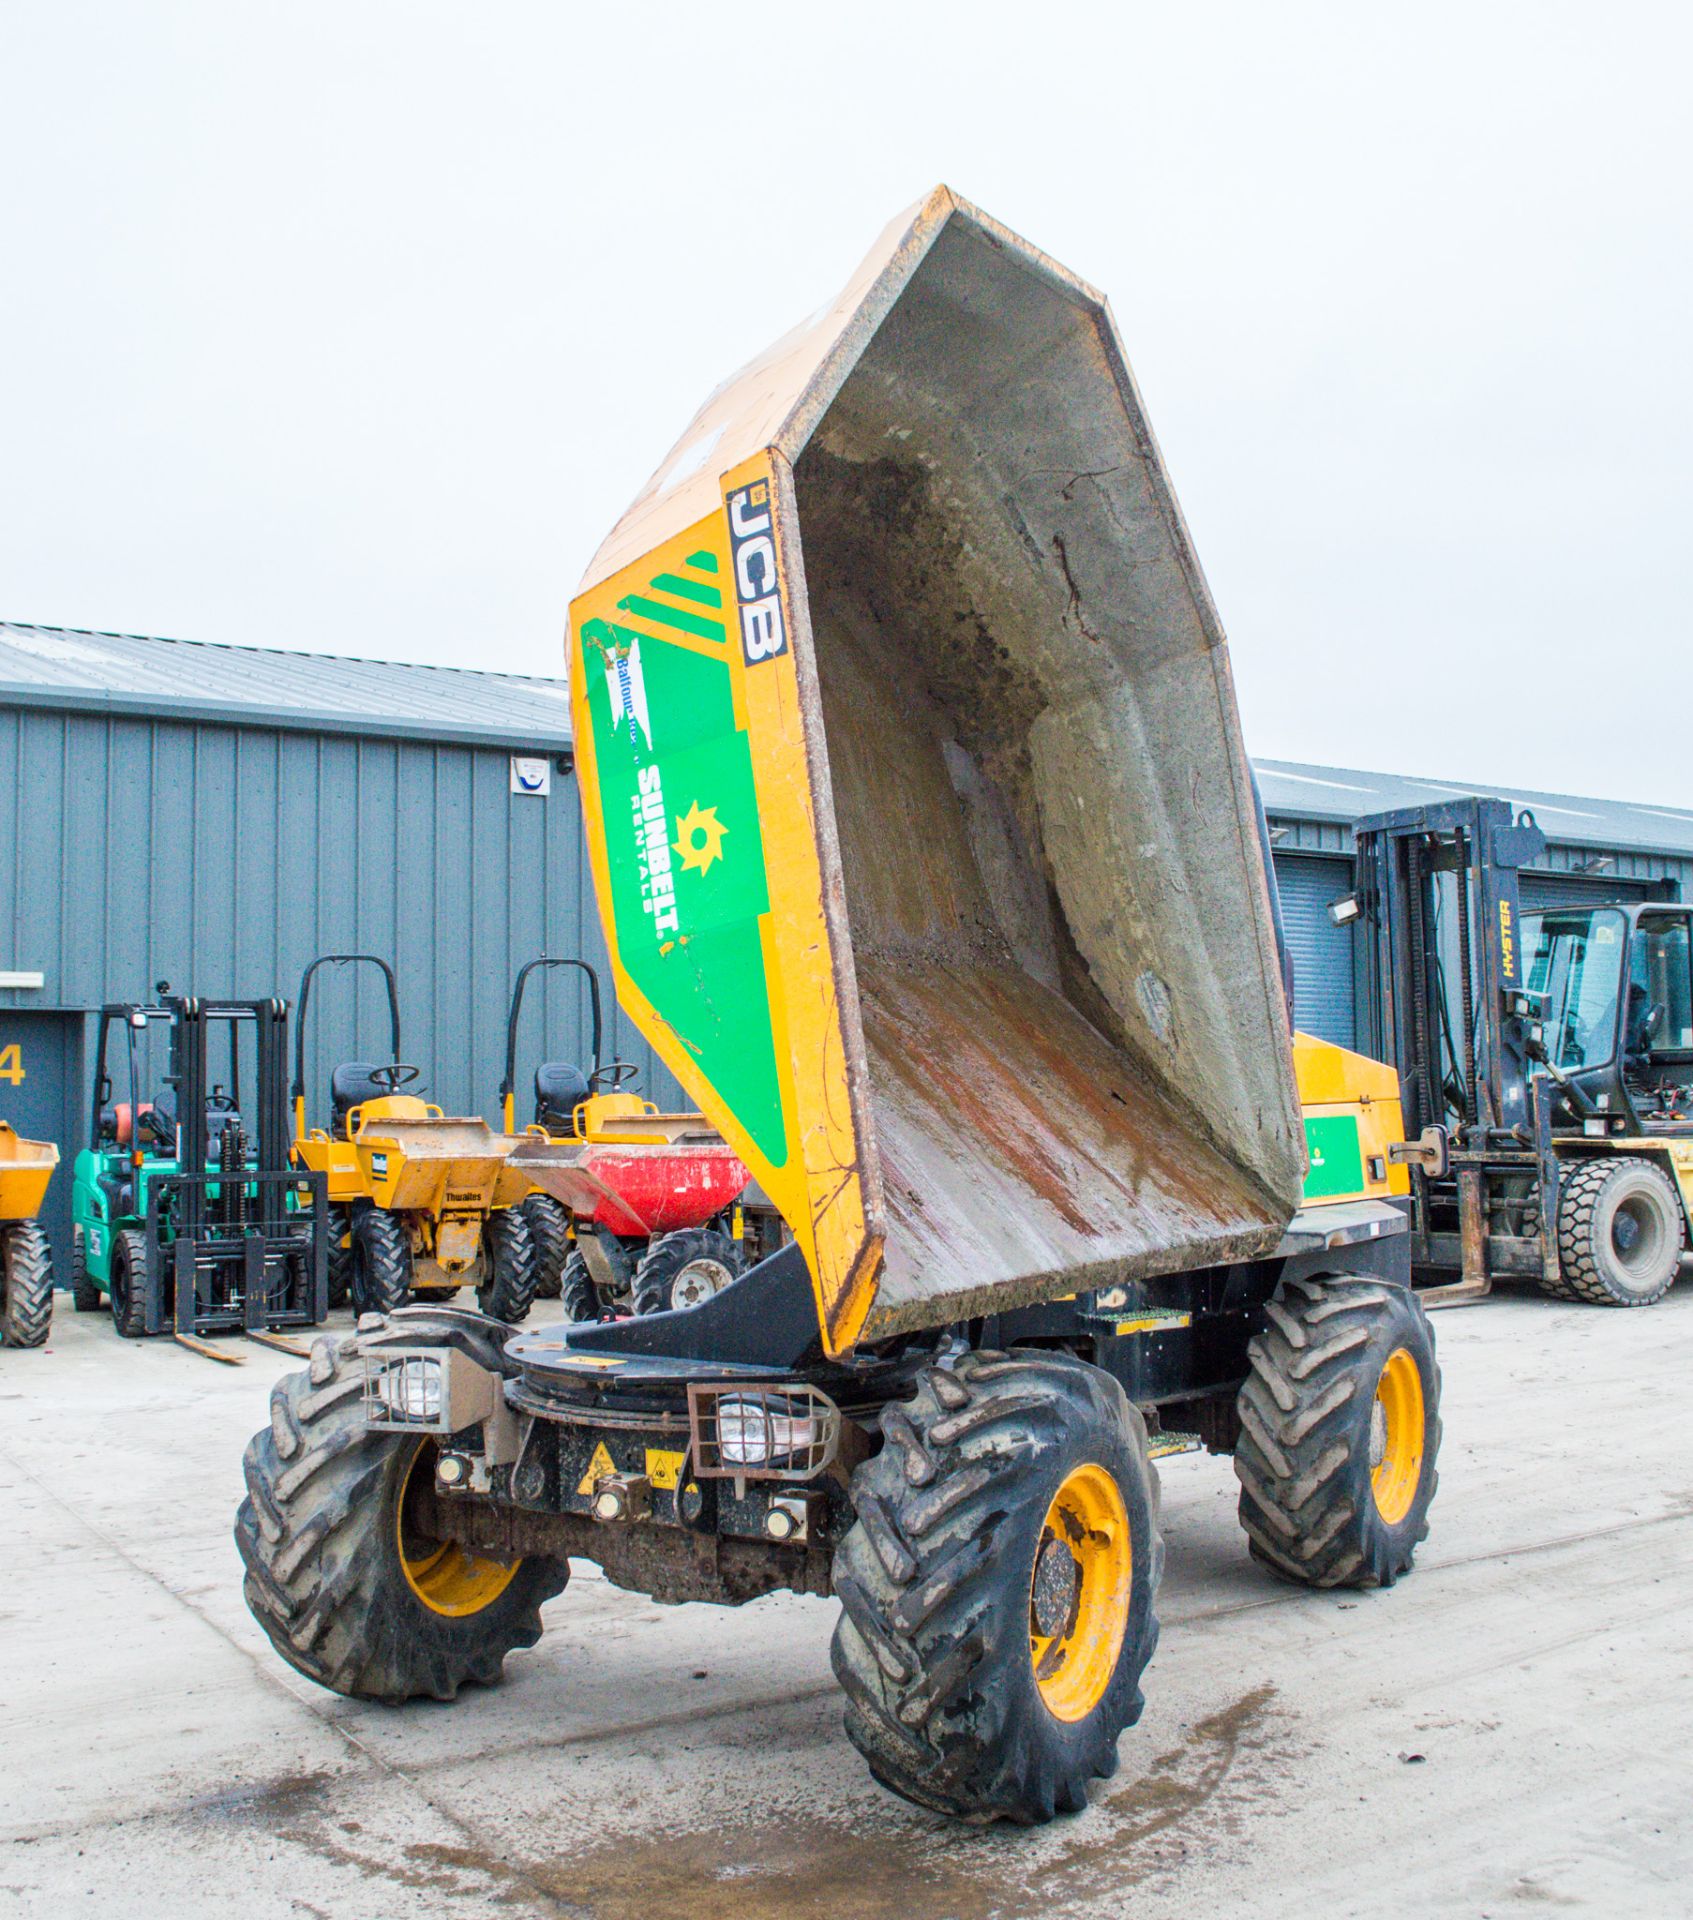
[325,1204,354,1311]
[558,1248,598,1322]
[70,1227,103,1313]
[1235,1274,1441,1589]
[236,1331,568,1700]
[0,1222,53,1349]
[519,1194,570,1300]
[1550,1157,1683,1307]
[350,1208,412,1317]
[831,1349,1162,1825]
[632,1227,741,1315]
[109,1227,152,1339]
[476,1207,537,1323]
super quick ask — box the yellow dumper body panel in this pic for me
[0,1122,58,1221]
[1292,1031,1411,1207]
[570,187,1305,1355]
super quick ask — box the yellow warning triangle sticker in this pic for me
[576,1440,617,1496]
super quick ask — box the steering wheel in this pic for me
[589,1061,639,1093]
[369,1063,422,1092]
[207,1085,239,1114]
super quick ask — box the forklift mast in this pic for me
[1354,797,1547,1150]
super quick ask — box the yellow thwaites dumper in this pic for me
[288,955,536,1322]
[239,190,1443,1825]
[0,1121,57,1348]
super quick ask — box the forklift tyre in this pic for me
[476,1207,537,1324]
[1550,1157,1682,1307]
[236,1332,568,1701]
[110,1227,153,1340]
[350,1209,412,1317]
[632,1227,742,1315]
[325,1205,354,1312]
[1,1222,53,1349]
[71,1227,104,1313]
[519,1194,570,1300]
[832,1349,1162,1825]
[1235,1274,1440,1589]
[557,1248,598,1322]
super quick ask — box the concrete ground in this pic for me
[1,1286,1689,1920]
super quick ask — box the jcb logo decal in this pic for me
[725,479,788,667]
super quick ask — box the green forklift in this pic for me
[70,993,326,1359]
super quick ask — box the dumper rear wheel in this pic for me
[832,1349,1162,1825]
[1,1222,53,1348]
[476,1208,537,1323]
[350,1209,412,1317]
[235,1331,568,1700]
[632,1227,741,1314]
[1235,1274,1440,1588]
[558,1248,597,1322]
[325,1205,354,1311]
[520,1195,570,1299]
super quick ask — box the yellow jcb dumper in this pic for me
[238,189,1442,1825]
[0,1120,57,1348]
[289,955,536,1321]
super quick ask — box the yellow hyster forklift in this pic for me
[0,1120,57,1348]
[237,189,1443,1825]
[290,955,535,1321]
[1349,796,1693,1306]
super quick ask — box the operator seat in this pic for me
[534,1062,591,1133]
[331,1062,394,1138]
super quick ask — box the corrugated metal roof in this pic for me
[0,621,572,750]
[1257,757,1693,857]
[6,623,1688,858]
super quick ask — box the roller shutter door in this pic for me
[1517,870,1654,913]
[1272,853,1357,1048]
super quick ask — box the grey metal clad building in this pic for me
[7,618,1692,1258]
[0,621,683,1262]
[1260,759,1693,1050]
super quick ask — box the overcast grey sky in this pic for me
[2,4,1688,801]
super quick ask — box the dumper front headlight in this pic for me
[368,1355,443,1426]
[716,1393,816,1466]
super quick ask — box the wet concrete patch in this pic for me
[237,1686,1289,1919]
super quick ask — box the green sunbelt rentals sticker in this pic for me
[580,609,787,1165]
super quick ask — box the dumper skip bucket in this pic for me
[568,187,1304,1356]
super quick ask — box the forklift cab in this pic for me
[1523,904,1693,1132]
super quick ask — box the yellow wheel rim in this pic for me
[1029,1462,1133,1723]
[1370,1347,1426,1526]
[395,1443,522,1617]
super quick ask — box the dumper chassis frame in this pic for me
[356,1201,1410,1611]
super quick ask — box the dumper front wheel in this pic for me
[832,1350,1162,1824]
[476,1208,537,1323]
[1235,1274,1440,1588]
[236,1332,568,1700]
[350,1209,412,1317]
[632,1227,741,1314]
[1,1222,53,1348]
[519,1195,570,1299]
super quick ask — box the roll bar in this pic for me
[291,954,403,1121]
[500,956,604,1132]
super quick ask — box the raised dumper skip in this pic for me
[236,187,1443,1825]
